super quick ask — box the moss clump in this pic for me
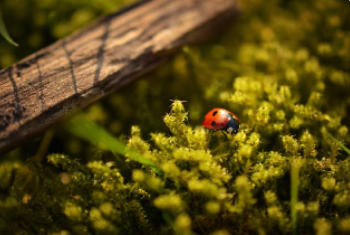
[1,99,350,234]
[1,0,350,234]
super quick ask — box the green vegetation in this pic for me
[1,0,350,234]
[0,9,18,46]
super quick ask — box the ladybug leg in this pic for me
[221,131,228,141]
[210,130,218,138]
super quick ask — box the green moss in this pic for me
[1,0,350,234]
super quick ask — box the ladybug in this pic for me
[202,108,240,139]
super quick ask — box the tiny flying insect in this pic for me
[169,99,187,103]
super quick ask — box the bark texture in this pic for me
[0,0,237,155]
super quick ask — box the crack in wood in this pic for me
[61,39,78,94]
[94,18,111,83]
[34,53,46,111]
[71,0,171,63]
[15,52,50,71]
[7,68,20,117]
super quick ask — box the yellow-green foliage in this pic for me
[1,0,350,234]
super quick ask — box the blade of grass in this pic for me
[162,211,181,234]
[291,159,302,235]
[34,129,55,162]
[0,9,18,46]
[162,211,174,227]
[64,115,162,175]
[328,133,350,156]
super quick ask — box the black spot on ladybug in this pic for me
[211,121,217,126]
[212,110,218,116]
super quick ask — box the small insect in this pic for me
[202,108,240,140]
[169,99,187,103]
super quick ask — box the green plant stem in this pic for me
[34,129,55,162]
[328,133,350,156]
[291,159,301,235]
[243,159,251,175]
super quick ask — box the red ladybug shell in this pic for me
[202,108,240,132]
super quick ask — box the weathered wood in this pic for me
[0,0,238,155]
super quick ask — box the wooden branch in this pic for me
[0,0,238,155]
